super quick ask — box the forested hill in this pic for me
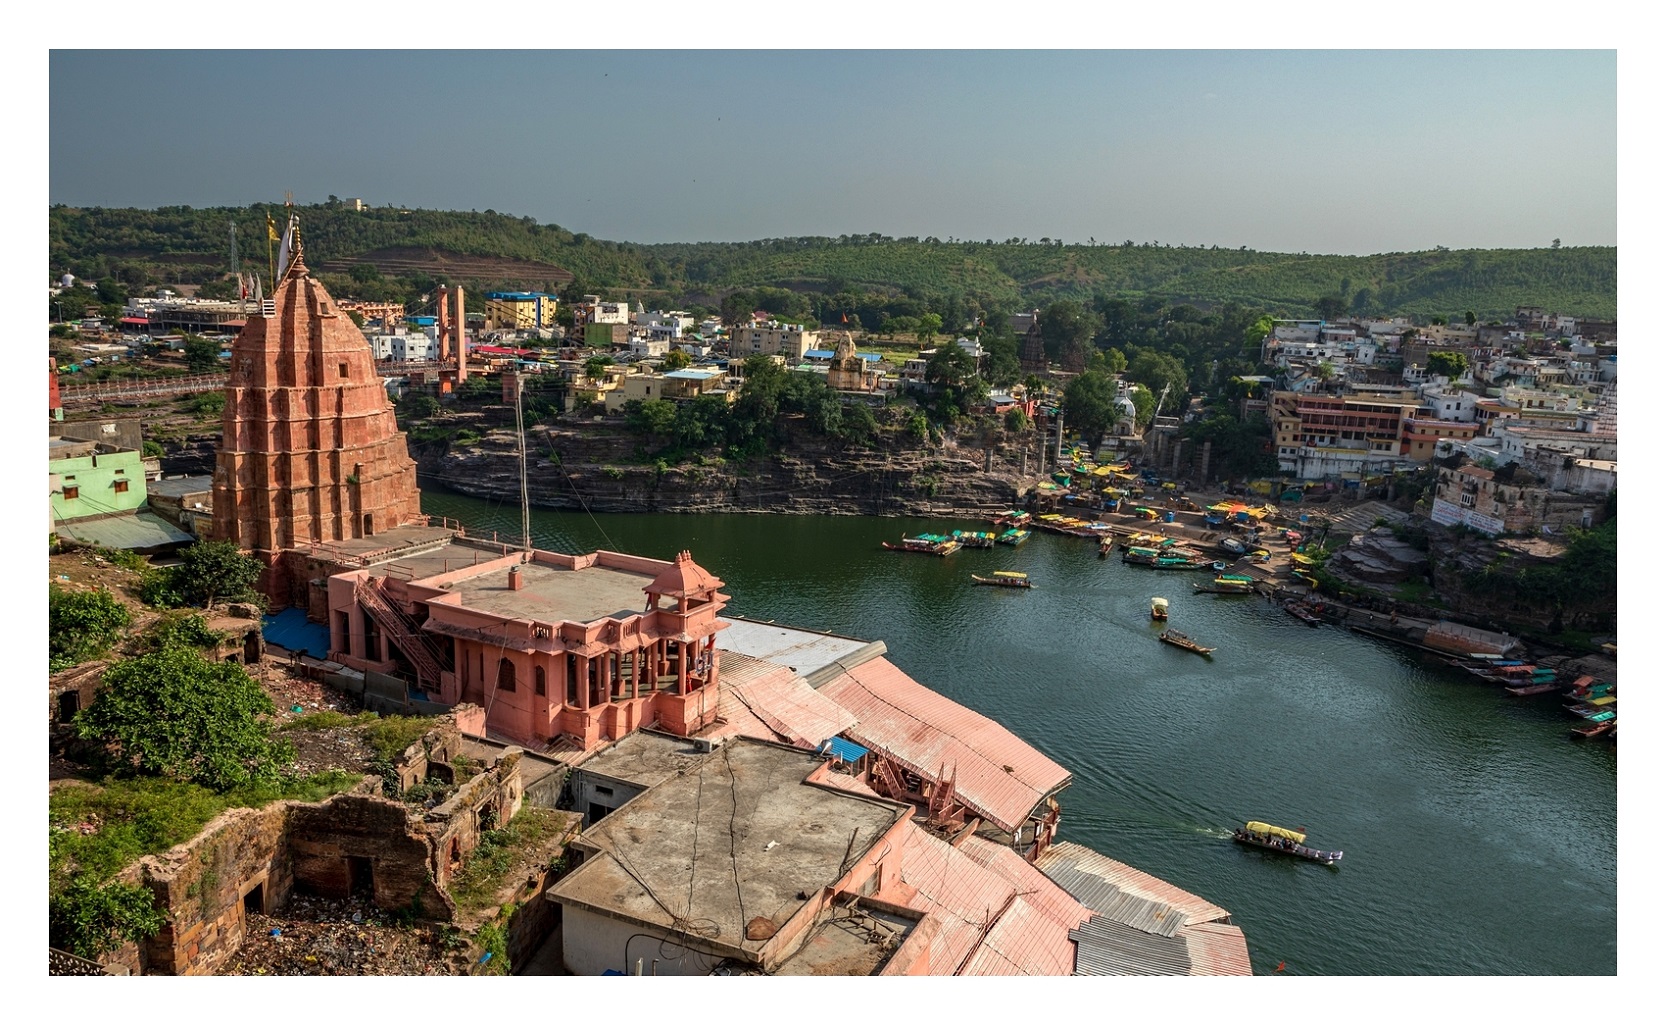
[49,202,1616,321]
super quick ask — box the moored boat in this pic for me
[1150,596,1169,621]
[882,533,961,556]
[1231,821,1342,865]
[995,528,1031,546]
[972,570,1033,589]
[1283,599,1323,626]
[1099,536,1115,558]
[1505,681,1560,696]
[952,529,997,549]
[1195,574,1256,595]
[1572,719,1615,739]
[1158,629,1215,656]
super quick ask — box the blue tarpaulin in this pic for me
[819,736,869,763]
[262,608,331,659]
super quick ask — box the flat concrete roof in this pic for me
[549,739,906,957]
[443,559,654,624]
[573,730,709,789]
[147,475,214,498]
[771,904,917,976]
[717,618,876,677]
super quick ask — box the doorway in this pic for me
[243,882,265,916]
[57,690,80,722]
[346,856,375,898]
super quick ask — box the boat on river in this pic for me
[1572,719,1616,739]
[996,528,1031,546]
[1099,535,1115,558]
[1283,599,1323,627]
[972,571,1033,589]
[1195,574,1256,595]
[952,529,997,549]
[882,533,960,556]
[1158,629,1215,656]
[1231,821,1343,865]
[1150,596,1169,621]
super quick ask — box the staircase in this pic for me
[354,576,449,688]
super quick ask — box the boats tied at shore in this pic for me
[883,533,961,556]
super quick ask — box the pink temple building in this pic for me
[327,546,730,752]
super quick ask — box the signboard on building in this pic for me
[1430,498,1504,536]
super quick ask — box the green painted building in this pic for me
[50,439,149,525]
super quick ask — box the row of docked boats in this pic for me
[1565,675,1616,739]
[1448,654,1618,740]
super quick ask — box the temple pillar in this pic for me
[576,655,590,711]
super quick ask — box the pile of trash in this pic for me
[219,894,473,976]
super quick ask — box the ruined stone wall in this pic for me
[284,793,453,921]
[427,750,525,891]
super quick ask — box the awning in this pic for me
[119,317,149,324]
[818,736,869,763]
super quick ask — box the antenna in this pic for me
[229,222,243,315]
[516,375,531,553]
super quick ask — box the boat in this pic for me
[1231,821,1343,865]
[881,533,961,556]
[1571,720,1615,739]
[952,529,997,549]
[1283,599,1323,626]
[993,510,1032,527]
[1505,681,1560,696]
[1099,536,1115,558]
[1150,596,1169,621]
[995,528,1031,546]
[972,571,1033,589]
[1218,537,1247,556]
[1123,546,1161,565]
[1195,573,1256,595]
[1158,629,1215,656]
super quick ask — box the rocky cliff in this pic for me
[409,412,1042,517]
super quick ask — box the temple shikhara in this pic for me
[189,212,1250,977]
[210,219,424,607]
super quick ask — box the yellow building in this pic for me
[484,292,559,331]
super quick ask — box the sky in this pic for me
[48,48,1617,256]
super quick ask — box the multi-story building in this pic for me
[335,299,405,329]
[1271,391,1428,478]
[484,292,559,332]
[364,331,439,361]
[122,294,249,335]
[732,320,818,359]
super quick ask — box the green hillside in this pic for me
[48,202,1616,321]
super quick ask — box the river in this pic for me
[420,486,1618,976]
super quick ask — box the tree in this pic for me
[184,336,221,374]
[624,398,678,440]
[76,644,292,791]
[49,878,166,961]
[1313,295,1347,321]
[1127,350,1188,401]
[1464,310,1476,326]
[924,343,987,418]
[1426,351,1469,379]
[50,584,131,672]
[1061,369,1122,453]
[663,349,692,371]
[345,309,366,329]
[163,540,263,608]
[583,354,614,381]
[1038,300,1098,362]
[1004,406,1032,434]
[915,312,943,346]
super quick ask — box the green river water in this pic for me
[421,486,1617,976]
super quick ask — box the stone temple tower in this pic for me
[211,214,423,606]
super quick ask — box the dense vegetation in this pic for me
[50,202,1616,322]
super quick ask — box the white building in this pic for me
[365,330,439,361]
[733,320,819,359]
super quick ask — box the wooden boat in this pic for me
[1123,546,1161,565]
[1150,596,1169,621]
[1231,821,1342,865]
[952,529,997,549]
[972,571,1032,589]
[993,510,1032,527]
[1283,599,1323,626]
[1099,536,1115,558]
[1505,681,1560,696]
[882,533,960,556]
[1571,720,1615,739]
[1158,629,1215,656]
[1195,573,1256,595]
[996,528,1031,546]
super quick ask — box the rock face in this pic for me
[412,415,1040,517]
[1326,527,1429,585]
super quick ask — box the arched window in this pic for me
[497,657,516,692]
[534,666,546,696]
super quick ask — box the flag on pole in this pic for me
[267,215,279,242]
[841,313,848,324]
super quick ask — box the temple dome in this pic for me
[645,550,725,600]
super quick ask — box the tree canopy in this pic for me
[50,584,131,672]
[1061,369,1124,453]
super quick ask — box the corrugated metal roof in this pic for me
[1036,841,1232,927]
[820,658,1071,833]
[955,836,1091,934]
[960,896,1078,976]
[717,618,876,676]
[55,511,193,551]
[1070,915,1192,975]
[727,668,858,747]
[1040,862,1182,937]
[1183,920,1253,976]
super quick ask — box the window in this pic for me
[339,362,350,378]
[534,666,546,696]
[113,480,129,494]
[63,486,79,500]
[497,657,516,691]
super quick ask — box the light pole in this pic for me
[53,302,63,323]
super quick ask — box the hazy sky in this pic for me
[49,49,1616,255]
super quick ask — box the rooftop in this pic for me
[548,739,907,957]
[717,617,881,679]
[440,557,657,625]
[572,729,711,790]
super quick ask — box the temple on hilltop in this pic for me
[210,214,427,607]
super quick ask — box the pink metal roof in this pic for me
[1182,920,1253,977]
[707,654,859,748]
[957,836,1092,934]
[879,823,1085,976]
[821,658,1071,833]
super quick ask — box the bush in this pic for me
[50,584,131,672]
[49,877,166,960]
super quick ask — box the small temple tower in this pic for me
[825,330,878,393]
[211,214,424,607]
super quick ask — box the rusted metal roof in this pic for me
[821,658,1072,833]
[1070,915,1192,975]
[956,836,1091,934]
[960,895,1078,976]
[1184,920,1253,976]
[1036,841,1232,927]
